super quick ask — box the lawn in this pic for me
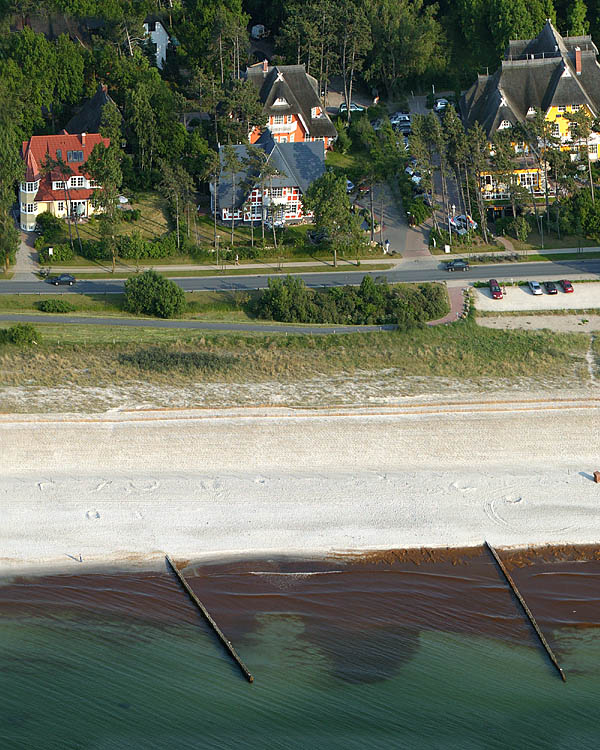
[77,192,172,242]
[513,231,599,253]
[0,318,590,389]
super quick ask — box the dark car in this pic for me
[48,273,76,286]
[446,259,470,272]
[489,279,502,299]
[544,281,558,294]
[560,279,574,293]
[307,229,329,245]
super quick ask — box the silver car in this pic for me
[528,280,543,295]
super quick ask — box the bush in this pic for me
[121,208,141,223]
[123,269,186,318]
[37,298,76,313]
[1,323,40,345]
[118,347,235,374]
[252,275,448,326]
[35,212,66,243]
[38,242,75,263]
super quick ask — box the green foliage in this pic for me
[1,323,40,345]
[37,298,76,313]
[38,242,74,263]
[557,189,600,239]
[253,275,448,327]
[124,269,186,318]
[511,215,530,242]
[35,212,66,243]
[118,347,236,374]
[121,209,141,222]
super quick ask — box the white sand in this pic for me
[1,402,600,575]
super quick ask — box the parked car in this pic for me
[390,110,410,124]
[446,259,470,272]
[405,166,415,177]
[544,281,558,294]
[265,218,284,229]
[433,98,449,112]
[48,273,76,286]
[560,279,574,293]
[402,136,410,151]
[414,192,432,206]
[339,101,365,113]
[370,119,382,131]
[448,217,467,236]
[308,228,329,244]
[410,172,422,186]
[455,214,478,231]
[489,279,503,299]
[346,179,355,193]
[528,280,543,295]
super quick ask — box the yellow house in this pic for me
[461,20,600,201]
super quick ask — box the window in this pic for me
[54,181,65,190]
[311,106,322,118]
[21,203,37,213]
[589,144,597,155]
[526,107,536,117]
[56,149,62,160]
[23,181,39,193]
[273,97,288,106]
[552,122,560,137]
[572,104,581,111]
[519,173,536,187]
[286,202,299,215]
[286,115,293,123]
[272,115,285,125]
[57,201,64,212]
[498,120,511,129]
[557,106,566,112]
[71,176,85,188]
[269,187,283,198]
[279,136,288,143]
[67,150,84,162]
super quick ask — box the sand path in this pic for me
[1,402,599,575]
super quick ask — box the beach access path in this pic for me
[1,401,600,575]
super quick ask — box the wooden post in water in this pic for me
[165,555,254,683]
[484,541,566,682]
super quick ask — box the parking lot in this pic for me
[474,281,600,311]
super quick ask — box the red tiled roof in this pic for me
[35,184,94,202]
[24,149,40,182]
[21,132,110,177]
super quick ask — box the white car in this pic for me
[390,112,411,125]
[339,102,365,113]
[410,172,422,186]
[405,166,415,176]
[433,98,449,112]
[346,179,355,193]
[528,280,543,295]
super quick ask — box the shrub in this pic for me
[35,212,66,243]
[37,298,76,313]
[1,323,40,345]
[123,269,186,318]
[38,242,75,263]
[118,347,235,373]
[121,208,141,223]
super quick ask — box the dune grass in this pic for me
[0,318,589,389]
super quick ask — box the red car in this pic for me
[489,279,503,299]
[560,279,574,293]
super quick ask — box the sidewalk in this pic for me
[438,245,600,259]
[13,232,39,281]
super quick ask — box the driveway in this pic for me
[13,232,39,281]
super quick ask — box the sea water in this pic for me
[1,554,600,749]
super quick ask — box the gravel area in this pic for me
[474,281,600,312]
[478,315,600,333]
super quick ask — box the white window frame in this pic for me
[498,120,511,130]
[57,201,64,212]
[557,106,566,112]
[572,104,581,111]
[269,187,283,198]
[273,97,288,106]
[272,115,285,125]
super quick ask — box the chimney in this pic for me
[81,132,86,146]
[262,58,268,74]
[575,46,582,75]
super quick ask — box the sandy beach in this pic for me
[1,400,600,575]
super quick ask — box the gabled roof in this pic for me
[65,84,120,136]
[461,20,600,137]
[216,132,325,210]
[21,132,110,181]
[246,63,336,139]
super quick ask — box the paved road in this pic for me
[0,313,395,335]
[1,258,599,295]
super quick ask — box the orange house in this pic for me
[246,61,337,149]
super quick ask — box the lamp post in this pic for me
[216,234,220,268]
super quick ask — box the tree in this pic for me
[566,108,597,201]
[487,0,556,58]
[244,144,281,246]
[126,84,157,173]
[303,171,364,266]
[124,269,186,318]
[99,100,123,145]
[0,209,18,273]
[158,159,195,252]
[222,146,243,247]
[466,123,491,243]
[567,0,589,35]
[85,142,123,271]
[336,0,370,122]
[201,148,221,251]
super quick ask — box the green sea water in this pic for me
[2,612,600,750]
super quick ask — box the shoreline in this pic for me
[2,403,600,576]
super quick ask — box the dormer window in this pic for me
[311,106,322,118]
[273,97,288,106]
[572,104,581,111]
[67,150,84,162]
[21,181,39,193]
[527,107,536,117]
[499,120,512,130]
[557,106,566,112]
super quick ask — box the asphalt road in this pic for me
[1,258,600,295]
[0,313,394,335]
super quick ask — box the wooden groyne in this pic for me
[165,555,254,683]
[484,541,566,682]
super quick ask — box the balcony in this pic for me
[268,120,297,134]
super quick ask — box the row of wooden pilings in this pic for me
[166,544,567,684]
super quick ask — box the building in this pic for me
[65,84,120,136]
[143,19,170,70]
[211,132,325,225]
[461,20,600,200]
[19,131,109,232]
[246,61,337,148]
